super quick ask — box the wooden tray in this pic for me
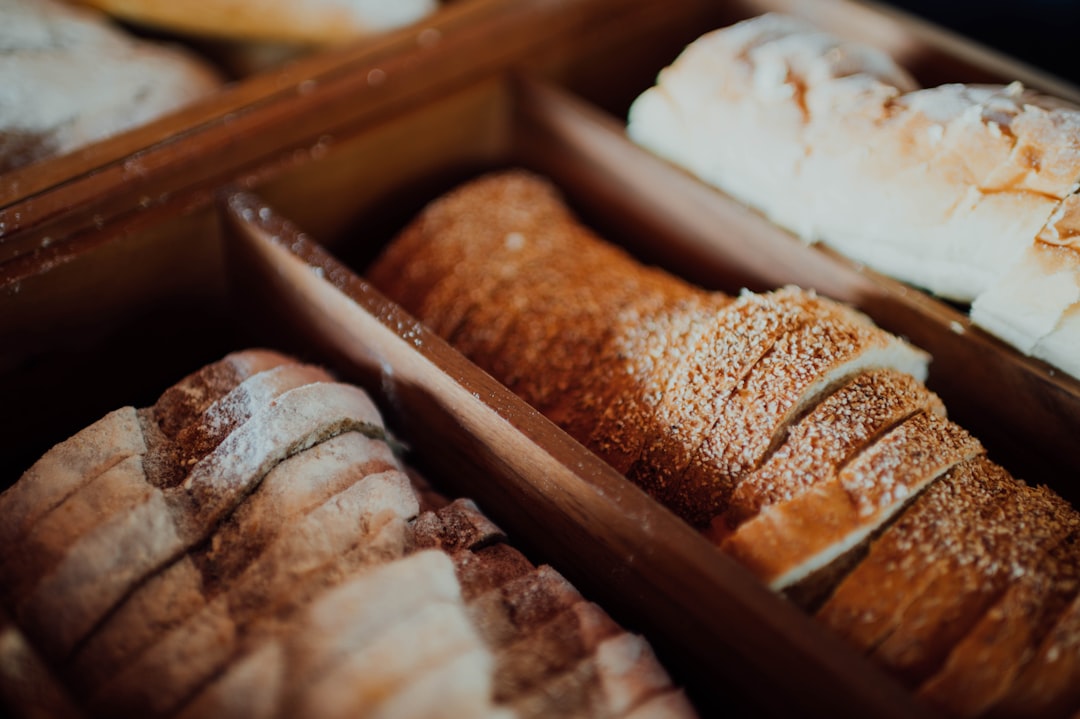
[3,1,1080,716]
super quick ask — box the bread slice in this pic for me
[451,543,537,604]
[410,498,691,718]
[714,369,942,538]
[366,648,513,719]
[9,357,324,658]
[70,430,399,695]
[87,469,417,717]
[972,192,1080,379]
[815,457,1018,653]
[5,359,314,604]
[814,455,1078,688]
[175,380,384,534]
[493,601,621,702]
[868,483,1078,687]
[172,640,284,719]
[991,588,1080,717]
[172,510,419,719]
[171,362,336,471]
[592,633,689,717]
[508,632,687,719]
[16,380,384,663]
[918,527,1080,716]
[176,519,487,719]
[410,497,507,553]
[225,469,417,631]
[1,453,151,608]
[0,406,145,550]
[465,564,583,650]
[15,465,179,661]
[283,549,494,719]
[294,603,490,719]
[721,411,983,593]
[678,299,930,526]
[149,349,294,439]
[627,287,826,522]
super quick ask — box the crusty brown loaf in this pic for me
[369,169,1080,717]
[369,170,930,528]
[0,350,694,719]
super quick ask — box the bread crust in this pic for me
[70,431,400,695]
[0,406,145,550]
[918,529,1080,716]
[715,369,941,537]
[720,412,983,590]
[678,299,929,525]
[815,457,1017,652]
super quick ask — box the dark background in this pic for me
[885,0,1080,86]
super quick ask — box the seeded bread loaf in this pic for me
[368,169,1080,717]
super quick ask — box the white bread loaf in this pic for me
[0,0,221,172]
[70,0,438,44]
[627,13,1080,380]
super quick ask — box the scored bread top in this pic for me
[715,369,942,537]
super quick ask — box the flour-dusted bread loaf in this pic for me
[369,169,1080,717]
[626,13,1080,381]
[0,349,694,719]
[369,170,931,530]
[0,0,221,173]
[70,0,439,44]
